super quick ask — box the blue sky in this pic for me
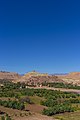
[0,0,80,74]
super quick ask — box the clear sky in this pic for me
[0,0,80,74]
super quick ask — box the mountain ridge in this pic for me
[1,71,80,85]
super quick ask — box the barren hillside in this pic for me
[15,71,63,84]
[58,72,80,85]
[1,71,80,86]
[0,71,21,81]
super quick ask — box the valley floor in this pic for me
[1,85,80,120]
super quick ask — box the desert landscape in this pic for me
[0,0,80,119]
[0,71,80,120]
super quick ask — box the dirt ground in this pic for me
[28,86,80,94]
[26,104,47,113]
[0,106,56,120]
[16,113,56,120]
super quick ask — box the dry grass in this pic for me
[54,110,80,120]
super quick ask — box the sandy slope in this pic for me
[16,113,56,120]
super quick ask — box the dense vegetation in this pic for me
[0,99,25,110]
[0,81,80,117]
[42,103,75,116]
[43,82,80,89]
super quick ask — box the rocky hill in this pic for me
[0,71,21,81]
[58,72,80,85]
[1,71,80,86]
[15,71,63,85]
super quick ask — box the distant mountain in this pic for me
[58,72,80,85]
[51,73,68,75]
[15,71,63,84]
[20,74,24,76]
[0,71,21,81]
[1,70,80,86]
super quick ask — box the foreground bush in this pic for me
[0,99,25,110]
[42,104,75,116]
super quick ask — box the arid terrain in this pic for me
[1,71,80,120]
[58,72,80,85]
[0,106,55,120]
[14,71,63,84]
[0,71,63,84]
[0,71,21,81]
[1,71,80,86]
